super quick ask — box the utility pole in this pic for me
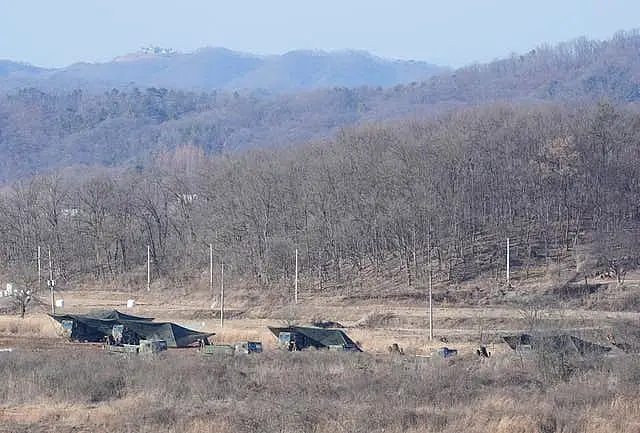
[209,244,213,296]
[147,245,151,292]
[317,250,322,291]
[220,263,224,328]
[506,237,510,287]
[37,246,41,293]
[47,246,55,315]
[294,248,298,304]
[428,232,433,341]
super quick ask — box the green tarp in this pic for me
[116,320,212,348]
[502,333,611,356]
[50,309,213,348]
[81,309,154,322]
[268,326,362,351]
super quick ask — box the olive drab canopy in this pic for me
[50,309,213,348]
[268,326,362,351]
[76,309,154,322]
[502,333,612,356]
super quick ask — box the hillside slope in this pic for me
[3,101,640,304]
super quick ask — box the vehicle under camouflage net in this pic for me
[50,309,213,348]
[502,333,612,356]
[268,326,362,352]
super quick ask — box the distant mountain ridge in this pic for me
[0,47,447,91]
[0,59,48,77]
[2,31,640,183]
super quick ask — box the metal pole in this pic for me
[506,237,510,287]
[294,248,298,304]
[209,244,213,296]
[147,245,151,291]
[48,246,55,315]
[220,263,224,328]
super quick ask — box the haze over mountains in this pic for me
[0,30,639,183]
[0,47,447,92]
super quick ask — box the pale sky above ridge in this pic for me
[0,0,637,68]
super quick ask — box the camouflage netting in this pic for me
[50,309,213,348]
[502,333,612,356]
[268,326,362,351]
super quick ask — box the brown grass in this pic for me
[2,267,640,433]
[0,315,58,338]
[1,348,639,433]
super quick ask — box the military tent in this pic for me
[502,333,611,356]
[115,320,213,348]
[268,326,362,352]
[52,309,154,323]
[83,309,154,322]
[50,309,213,348]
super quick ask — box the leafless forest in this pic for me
[2,100,640,299]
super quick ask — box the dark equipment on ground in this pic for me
[268,326,362,352]
[201,341,263,356]
[388,343,404,354]
[477,345,491,358]
[437,347,458,358]
[502,333,612,356]
[50,309,213,348]
[606,334,638,353]
[235,341,263,354]
[105,339,168,355]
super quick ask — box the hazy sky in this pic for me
[0,0,637,68]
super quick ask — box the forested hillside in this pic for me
[2,101,640,298]
[1,32,640,183]
[426,30,640,103]
[2,31,640,295]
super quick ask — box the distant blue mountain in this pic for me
[0,48,447,91]
[0,60,47,77]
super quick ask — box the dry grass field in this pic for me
[2,266,640,432]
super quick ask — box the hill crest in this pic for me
[0,47,446,91]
